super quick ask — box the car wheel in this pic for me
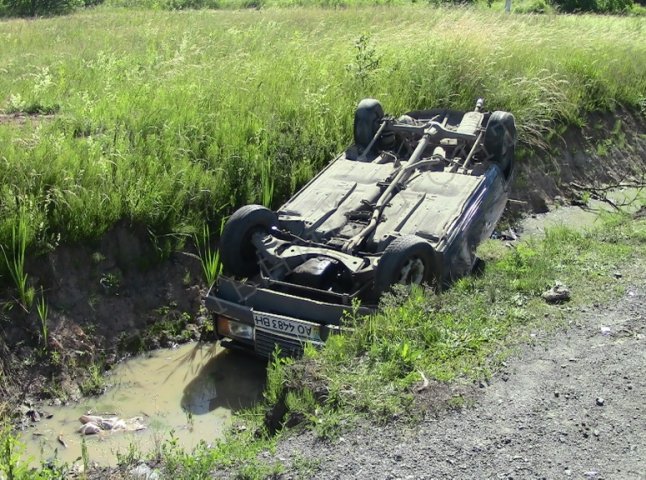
[220,204,278,277]
[354,98,384,150]
[374,235,438,296]
[484,111,517,177]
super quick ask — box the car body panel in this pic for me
[278,158,391,240]
[374,171,485,247]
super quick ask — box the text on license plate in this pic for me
[253,312,321,341]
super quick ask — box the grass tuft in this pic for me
[195,222,223,287]
[1,208,34,310]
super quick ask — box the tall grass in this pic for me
[0,209,34,309]
[36,289,49,350]
[195,223,223,287]
[260,158,275,208]
[0,7,644,270]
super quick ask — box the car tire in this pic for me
[484,111,517,177]
[354,98,384,150]
[374,235,439,296]
[220,204,278,277]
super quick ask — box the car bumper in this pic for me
[205,276,372,357]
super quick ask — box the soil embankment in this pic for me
[509,109,646,216]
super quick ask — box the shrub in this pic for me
[550,0,633,12]
[0,0,84,17]
[428,0,476,5]
[515,0,553,13]
[597,0,633,11]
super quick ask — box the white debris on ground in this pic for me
[78,414,146,435]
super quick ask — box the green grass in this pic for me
[0,7,645,277]
[1,5,645,473]
[0,207,34,309]
[195,222,223,287]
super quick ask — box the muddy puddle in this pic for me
[20,343,266,467]
[518,188,643,237]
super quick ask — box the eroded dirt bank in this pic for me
[0,222,207,407]
[274,259,646,479]
[509,109,646,216]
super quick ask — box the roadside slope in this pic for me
[275,260,646,479]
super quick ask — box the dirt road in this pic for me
[275,268,645,479]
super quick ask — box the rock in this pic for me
[79,414,103,425]
[129,463,160,480]
[542,282,571,304]
[596,397,605,406]
[79,423,101,435]
[27,410,40,422]
[600,326,612,336]
[185,323,200,338]
[500,228,518,241]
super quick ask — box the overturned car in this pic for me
[206,98,517,357]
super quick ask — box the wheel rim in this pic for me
[397,257,425,285]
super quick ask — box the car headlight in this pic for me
[216,316,254,340]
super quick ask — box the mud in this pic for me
[19,343,266,466]
[1,220,206,405]
[518,187,644,238]
[0,112,56,125]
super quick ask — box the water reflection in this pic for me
[181,348,267,414]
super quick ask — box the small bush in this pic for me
[163,0,221,9]
[550,0,633,12]
[597,0,633,10]
[0,0,85,17]
[428,0,475,5]
[515,0,553,13]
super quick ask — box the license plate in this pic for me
[253,311,321,341]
